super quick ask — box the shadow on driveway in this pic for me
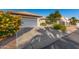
[43,30,79,49]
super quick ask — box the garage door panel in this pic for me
[21,18,37,27]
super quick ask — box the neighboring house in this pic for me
[76,20,79,28]
[7,11,42,28]
[76,23,79,28]
[59,16,70,26]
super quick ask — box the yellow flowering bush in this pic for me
[0,12,21,40]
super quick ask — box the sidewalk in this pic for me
[66,25,77,33]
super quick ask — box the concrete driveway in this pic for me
[17,27,67,49]
[16,27,79,49]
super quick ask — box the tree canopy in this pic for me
[46,10,62,23]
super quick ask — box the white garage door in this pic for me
[21,18,37,27]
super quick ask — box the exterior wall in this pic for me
[76,23,79,28]
[37,18,40,27]
[59,17,70,26]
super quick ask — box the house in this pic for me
[76,20,79,28]
[7,11,42,28]
[59,16,70,26]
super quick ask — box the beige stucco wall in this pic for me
[37,18,41,27]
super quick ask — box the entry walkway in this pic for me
[16,28,41,48]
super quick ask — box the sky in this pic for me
[1,9,79,19]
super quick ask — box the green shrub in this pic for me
[40,23,47,26]
[53,24,66,32]
[60,25,66,32]
[53,24,61,29]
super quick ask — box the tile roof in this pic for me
[7,11,42,17]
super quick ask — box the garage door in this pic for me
[21,18,37,27]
